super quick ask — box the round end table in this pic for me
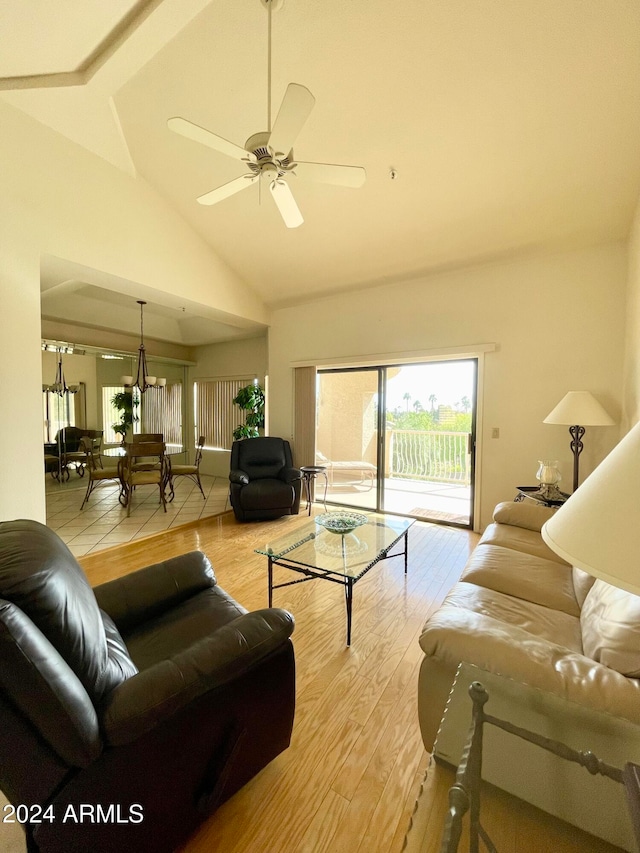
[300,466,328,515]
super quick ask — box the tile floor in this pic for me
[46,471,230,557]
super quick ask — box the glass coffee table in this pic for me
[256,511,414,645]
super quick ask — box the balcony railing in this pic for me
[388,429,470,484]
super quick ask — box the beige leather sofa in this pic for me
[418,499,640,753]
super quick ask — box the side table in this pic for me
[431,663,640,850]
[299,465,328,516]
[514,485,569,507]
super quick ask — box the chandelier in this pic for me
[121,300,166,392]
[44,347,78,397]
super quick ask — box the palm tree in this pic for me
[428,394,437,413]
[413,399,422,412]
[403,392,411,412]
[461,395,470,412]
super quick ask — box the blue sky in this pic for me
[385,361,475,412]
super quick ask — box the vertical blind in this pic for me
[142,384,183,449]
[293,366,317,469]
[195,377,252,450]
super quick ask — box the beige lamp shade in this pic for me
[544,391,615,426]
[541,421,640,595]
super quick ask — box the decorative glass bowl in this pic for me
[315,511,368,535]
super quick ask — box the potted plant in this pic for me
[232,382,265,440]
[111,390,139,443]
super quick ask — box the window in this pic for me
[43,390,75,443]
[101,386,130,444]
[194,377,252,450]
[101,384,183,450]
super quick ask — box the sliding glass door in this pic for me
[316,368,379,511]
[316,360,476,527]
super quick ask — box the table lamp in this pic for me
[543,391,615,492]
[541,420,639,594]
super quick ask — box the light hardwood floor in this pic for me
[0,510,624,852]
[76,510,472,853]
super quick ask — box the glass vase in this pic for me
[536,460,561,486]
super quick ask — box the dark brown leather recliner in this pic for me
[0,520,295,853]
[229,437,302,522]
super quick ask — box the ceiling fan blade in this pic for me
[268,83,316,156]
[168,117,255,163]
[270,179,304,228]
[197,175,257,206]
[294,161,366,188]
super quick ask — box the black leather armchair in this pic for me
[0,520,295,853]
[229,437,302,522]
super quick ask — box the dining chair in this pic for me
[167,435,206,501]
[126,436,165,474]
[57,426,89,480]
[119,441,169,517]
[79,437,123,510]
[85,429,104,469]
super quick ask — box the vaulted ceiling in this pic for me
[4,0,640,345]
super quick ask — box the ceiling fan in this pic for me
[167,0,366,228]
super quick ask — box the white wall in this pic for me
[623,196,640,432]
[0,97,267,523]
[268,243,626,531]
[1,238,44,521]
[191,336,268,477]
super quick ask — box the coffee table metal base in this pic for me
[267,528,410,646]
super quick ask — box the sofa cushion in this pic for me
[0,520,137,703]
[492,500,557,532]
[431,581,583,652]
[580,579,640,676]
[240,479,295,511]
[419,599,640,723]
[573,567,597,609]
[0,600,102,768]
[479,522,569,566]
[461,545,580,617]
[124,586,247,671]
[418,591,583,671]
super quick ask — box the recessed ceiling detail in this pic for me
[0,0,161,90]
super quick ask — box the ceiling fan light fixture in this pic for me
[167,0,366,227]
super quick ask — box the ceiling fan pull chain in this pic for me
[267,0,272,133]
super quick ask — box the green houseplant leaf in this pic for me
[111,390,139,441]
[232,383,265,441]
